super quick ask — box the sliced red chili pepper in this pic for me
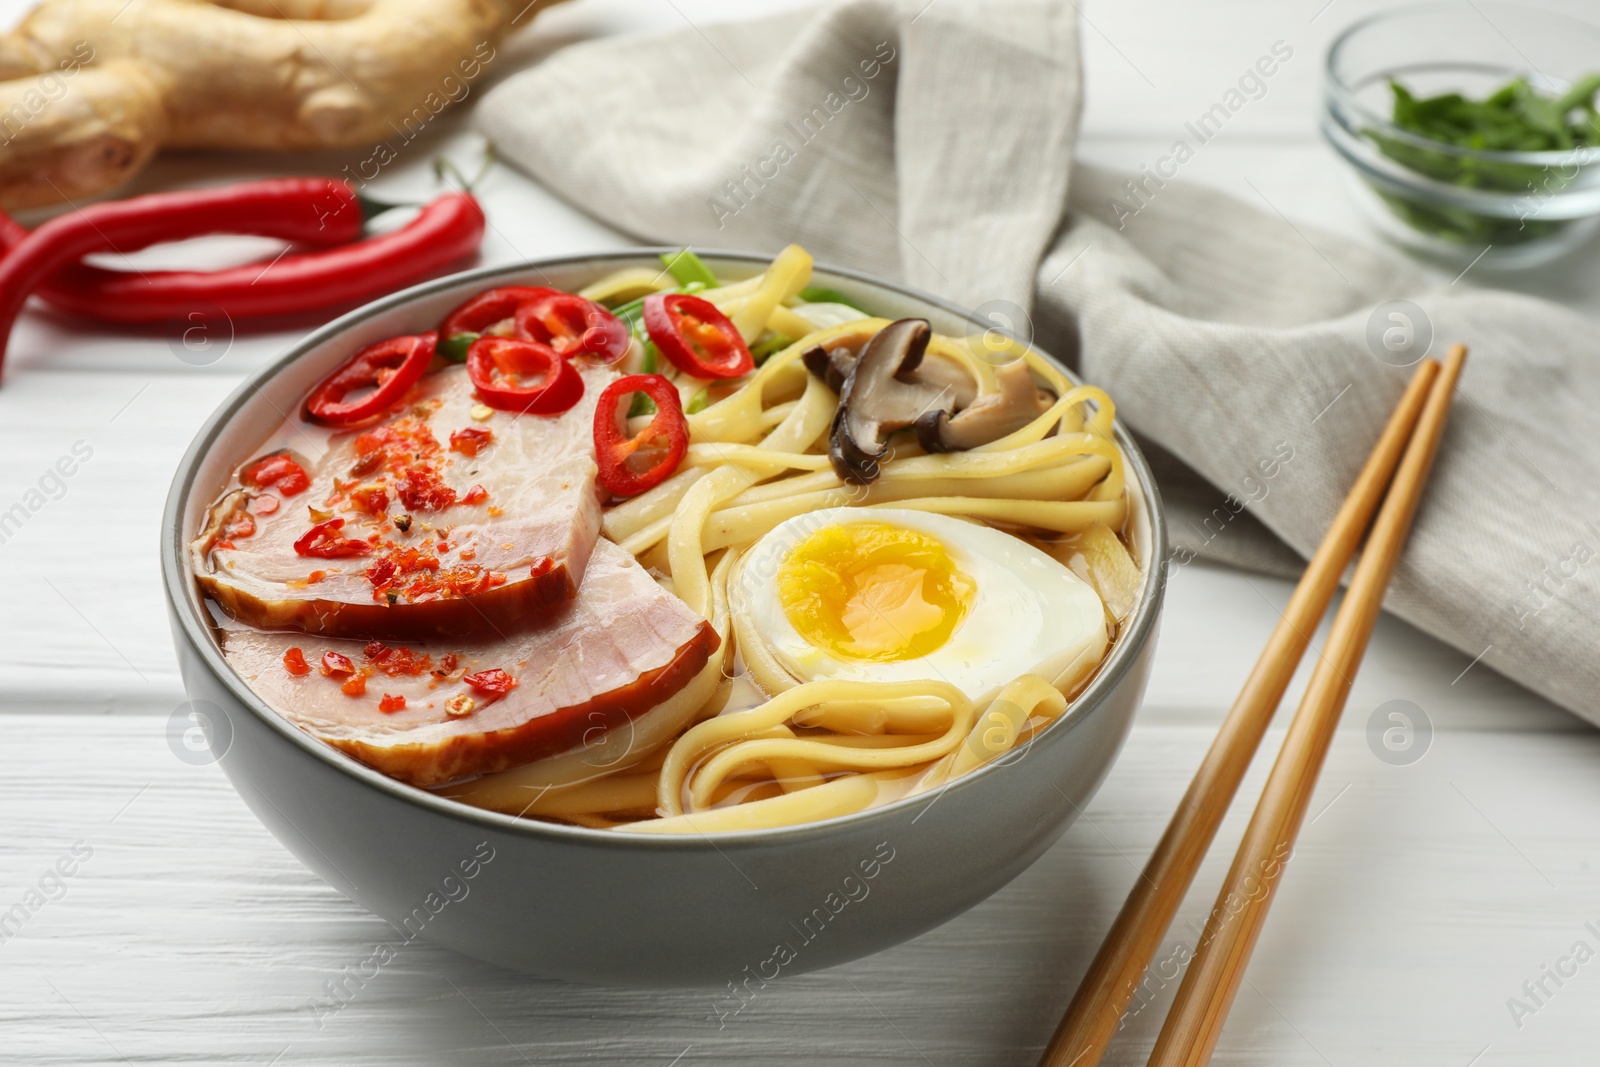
[464,668,518,695]
[243,453,310,496]
[294,518,372,559]
[461,484,489,506]
[303,332,436,426]
[467,336,584,414]
[440,286,562,338]
[283,647,311,677]
[379,693,407,713]
[593,374,689,497]
[642,292,754,379]
[514,293,630,363]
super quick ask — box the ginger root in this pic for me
[0,0,563,209]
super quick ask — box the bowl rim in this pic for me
[1324,0,1600,168]
[161,248,1169,850]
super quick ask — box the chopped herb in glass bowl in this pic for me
[1323,3,1600,268]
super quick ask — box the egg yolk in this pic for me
[777,523,975,662]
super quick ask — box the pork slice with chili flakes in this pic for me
[192,362,618,640]
[218,539,719,788]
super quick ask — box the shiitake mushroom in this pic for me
[812,318,1052,483]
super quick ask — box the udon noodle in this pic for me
[436,245,1143,832]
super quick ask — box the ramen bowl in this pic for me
[161,251,1168,986]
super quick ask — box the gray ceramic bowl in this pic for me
[161,251,1168,986]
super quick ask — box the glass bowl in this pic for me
[1322,1,1600,269]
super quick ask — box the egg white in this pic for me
[732,507,1108,702]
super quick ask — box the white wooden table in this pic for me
[4,1,1598,1063]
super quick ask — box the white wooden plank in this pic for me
[2,714,1596,1065]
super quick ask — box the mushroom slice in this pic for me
[801,344,854,393]
[915,356,1054,453]
[829,318,951,484]
[804,336,977,410]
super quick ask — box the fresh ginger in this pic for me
[0,0,563,209]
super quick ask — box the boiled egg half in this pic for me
[732,507,1109,701]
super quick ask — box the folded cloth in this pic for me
[479,0,1600,725]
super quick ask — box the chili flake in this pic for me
[396,467,457,511]
[364,640,432,677]
[365,558,398,591]
[464,668,518,696]
[379,693,407,713]
[244,453,310,496]
[294,517,370,558]
[283,647,311,676]
[449,426,494,457]
[222,510,256,540]
[349,484,391,515]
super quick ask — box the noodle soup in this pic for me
[189,245,1144,834]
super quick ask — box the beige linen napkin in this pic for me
[478,0,1600,724]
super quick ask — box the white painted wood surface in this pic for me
[2,1,1598,1063]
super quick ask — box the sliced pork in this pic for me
[194,363,615,640]
[220,539,719,788]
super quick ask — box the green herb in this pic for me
[613,294,648,332]
[797,286,868,312]
[437,332,479,362]
[616,280,705,343]
[684,388,710,415]
[628,391,657,418]
[1365,73,1600,246]
[660,249,720,289]
[749,333,794,364]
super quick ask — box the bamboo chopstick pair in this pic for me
[1038,344,1468,1067]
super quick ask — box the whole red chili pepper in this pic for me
[0,182,367,314]
[0,193,484,333]
[593,374,689,497]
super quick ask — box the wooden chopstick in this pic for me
[1036,356,1442,1067]
[1145,342,1467,1067]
